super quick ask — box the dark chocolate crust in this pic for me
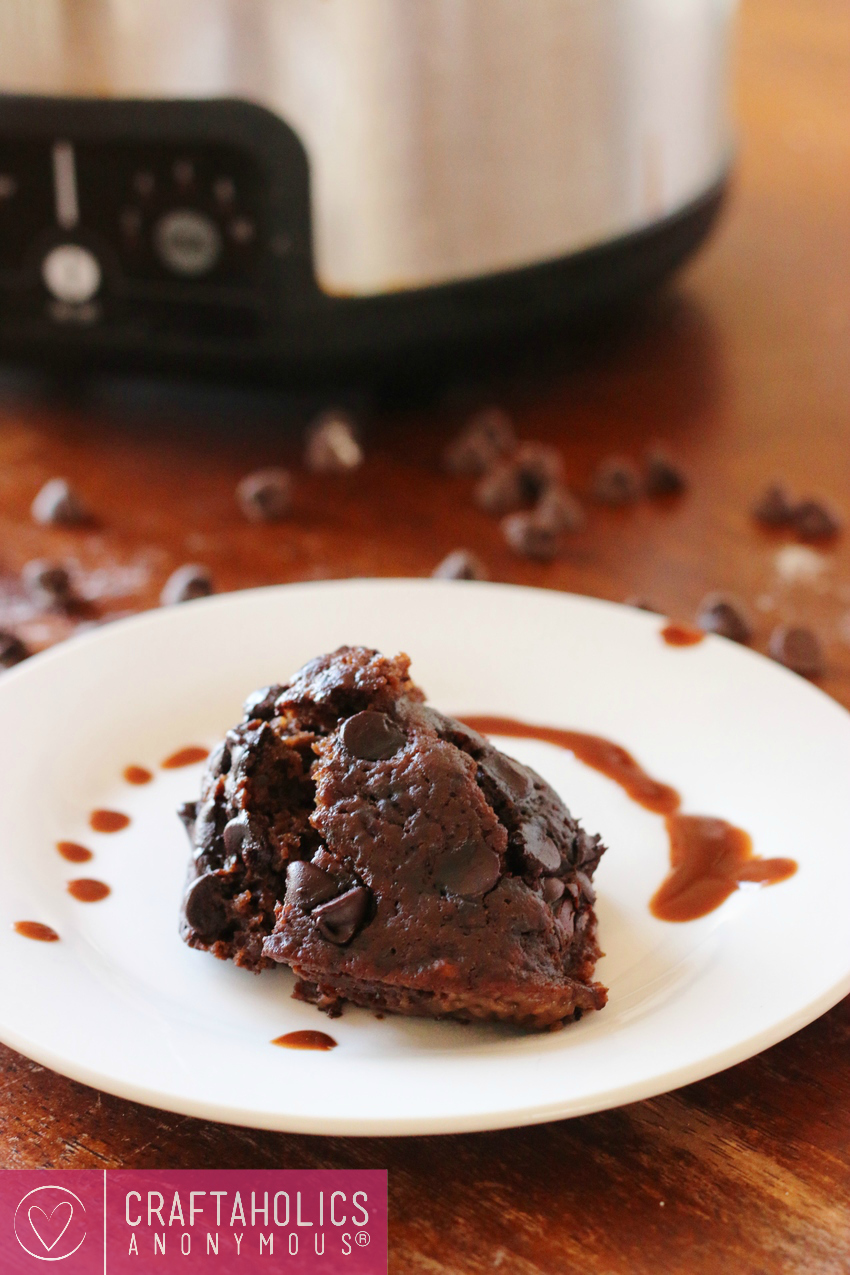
[179,646,607,1029]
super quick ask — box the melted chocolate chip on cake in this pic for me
[180,646,607,1029]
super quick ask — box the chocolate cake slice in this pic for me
[180,646,607,1029]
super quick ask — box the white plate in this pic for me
[1,580,848,1136]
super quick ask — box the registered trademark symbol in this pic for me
[355,1231,370,1247]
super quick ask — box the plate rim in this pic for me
[1,577,849,1136]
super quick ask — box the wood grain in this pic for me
[1,1,849,1271]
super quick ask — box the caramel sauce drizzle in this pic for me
[57,841,93,863]
[162,746,209,770]
[661,623,706,647]
[14,921,59,942]
[272,1030,338,1051]
[89,809,130,833]
[461,715,797,921]
[67,878,111,903]
[123,765,153,785]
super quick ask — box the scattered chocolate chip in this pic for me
[522,820,562,872]
[534,485,585,534]
[243,685,282,720]
[183,873,227,938]
[542,877,566,905]
[591,457,642,506]
[340,710,406,761]
[475,443,563,515]
[695,592,754,644]
[502,510,559,561]
[435,842,501,899]
[752,482,795,526]
[442,407,516,476]
[432,549,488,581]
[575,870,597,905]
[793,499,841,541]
[644,448,687,497]
[475,461,527,516]
[160,563,214,605]
[0,630,28,669]
[235,468,293,523]
[21,558,73,606]
[768,624,825,679]
[286,860,340,911]
[31,477,88,526]
[304,410,363,473]
[313,885,371,943]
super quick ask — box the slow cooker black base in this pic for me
[0,166,727,382]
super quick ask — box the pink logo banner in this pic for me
[1,1170,387,1275]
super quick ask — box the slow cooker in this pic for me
[0,0,736,374]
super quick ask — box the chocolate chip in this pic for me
[542,877,566,905]
[793,499,841,541]
[522,820,562,872]
[206,739,231,776]
[768,624,825,679]
[432,549,488,581]
[555,900,575,940]
[313,885,371,943]
[235,468,292,523]
[442,407,516,476]
[160,563,214,605]
[193,800,220,855]
[475,461,527,515]
[534,485,585,534]
[286,860,340,910]
[575,870,597,905]
[0,629,29,669]
[177,801,197,834]
[340,710,406,761]
[31,478,88,526]
[695,592,753,644]
[502,510,559,561]
[435,843,501,898]
[478,752,533,801]
[243,685,282,721]
[591,457,642,506]
[222,814,251,856]
[644,448,687,497]
[21,558,73,606]
[752,482,794,526]
[475,443,563,515]
[183,872,227,938]
[304,410,363,472]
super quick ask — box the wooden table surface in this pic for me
[1,2,849,1271]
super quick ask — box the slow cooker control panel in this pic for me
[0,96,316,360]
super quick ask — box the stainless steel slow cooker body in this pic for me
[0,0,736,372]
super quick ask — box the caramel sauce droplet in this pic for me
[67,878,111,903]
[272,1030,338,1051]
[661,623,706,647]
[57,840,93,863]
[14,921,59,942]
[123,765,153,785]
[162,746,210,769]
[89,809,130,833]
[651,815,798,921]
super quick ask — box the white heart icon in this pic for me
[28,1201,73,1252]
